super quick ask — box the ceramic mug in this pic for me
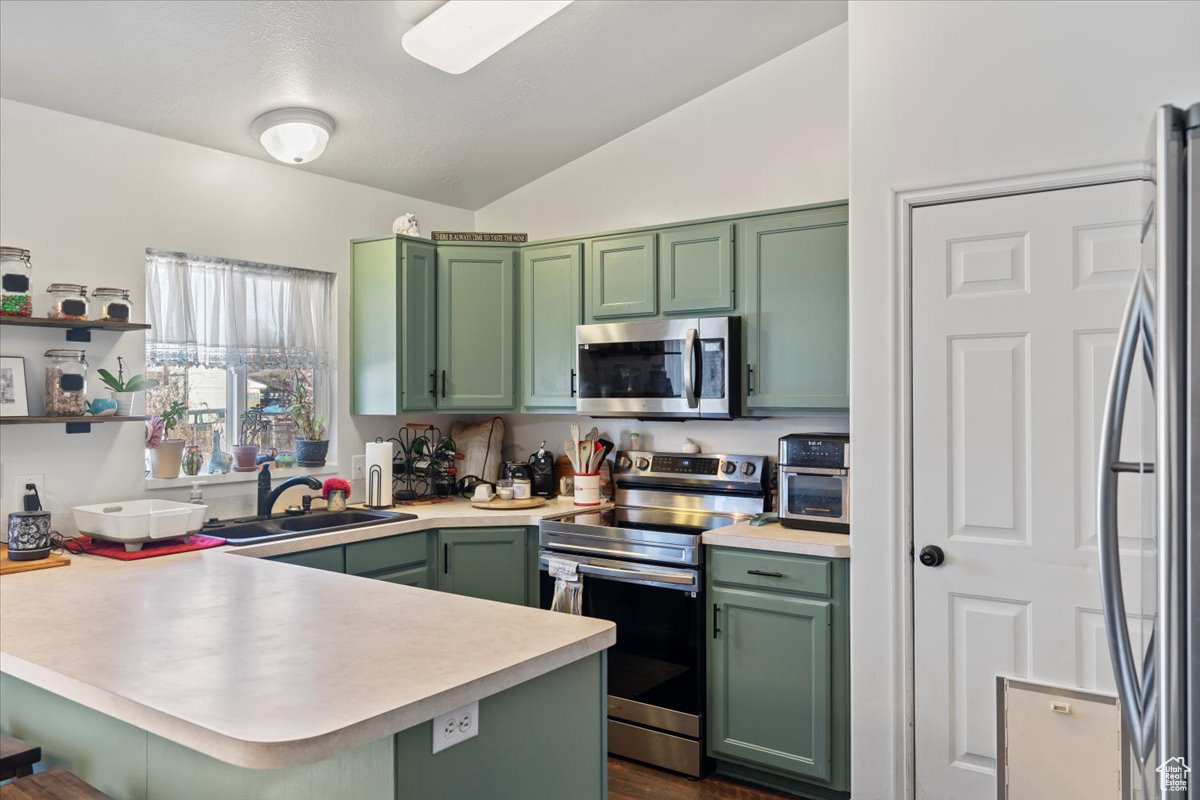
[513,478,532,500]
[573,473,601,507]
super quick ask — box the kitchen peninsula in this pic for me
[0,502,615,800]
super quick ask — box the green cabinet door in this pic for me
[659,222,735,314]
[269,545,345,573]
[437,527,527,605]
[708,585,833,782]
[401,240,438,411]
[521,242,582,410]
[436,246,517,410]
[351,238,401,415]
[588,233,657,319]
[373,564,432,588]
[740,207,849,412]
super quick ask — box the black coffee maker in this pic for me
[529,441,555,498]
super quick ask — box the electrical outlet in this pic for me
[351,455,365,480]
[14,474,45,506]
[431,701,478,754]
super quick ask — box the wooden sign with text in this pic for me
[430,231,529,243]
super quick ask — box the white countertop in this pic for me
[0,497,614,769]
[701,520,851,558]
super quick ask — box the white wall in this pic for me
[475,24,848,239]
[847,1,1200,797]
[0,99,473,525]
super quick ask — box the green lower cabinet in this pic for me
[520,242,582,411]
[658,222,735,314]
[437,527,528,605]
[739,205,849,413]
[269,545,345,573]
[707,548,849,795]
[346,532,432,588]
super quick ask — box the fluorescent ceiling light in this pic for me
[250,108,335,164]
[402,0,574,75]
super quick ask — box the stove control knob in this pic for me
[722,461,738,475]
[635,457,651,471]
[616,456,632,471]
[741,462,757,476]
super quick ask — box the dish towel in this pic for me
[548,557,583,615]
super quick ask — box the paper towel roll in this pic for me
[365,440,393,508]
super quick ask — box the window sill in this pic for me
[145,464,341,491]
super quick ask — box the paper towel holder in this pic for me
[365,438,395,509]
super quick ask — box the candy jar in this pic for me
[46,283,89,320]
[44,348,88,416]
[0,247,33,317]
[92,287,133,322]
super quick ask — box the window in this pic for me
[145,250,334,473]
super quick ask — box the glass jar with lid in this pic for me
[46,283,89,320]
[0,246,33,317]
[43,349,88,416]
[92,287,133,322]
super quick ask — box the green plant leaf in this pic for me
[124,375,144,392]
[96,368,122,391]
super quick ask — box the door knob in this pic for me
[918,545,945,567]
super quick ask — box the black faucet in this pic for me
[257,463,322,519]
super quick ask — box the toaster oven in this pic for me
[777,433,849,533]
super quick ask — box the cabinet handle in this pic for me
[441,370,447,398]
[443,542,449,574]
[747,569,784,578]
[712,604,721,638]
[570,368,577,398]
[428,371,436,397]
[747,364,755,395]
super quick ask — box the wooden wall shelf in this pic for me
[0,415,149,434]
[0,316,151,342]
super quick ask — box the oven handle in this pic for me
[683,327,699,408]
[539,555,699,591]
[538,539,695,565]
[779,466,848,477]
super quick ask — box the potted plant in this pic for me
[146,400,187,479]
[322,477,351,512]
[287,382,329,467]
[97,356,158,416]
[234,406,269,472]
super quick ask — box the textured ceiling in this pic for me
[0,0,847,209]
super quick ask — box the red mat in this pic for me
[69,534,226,560]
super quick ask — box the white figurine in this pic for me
[392,213,421,237]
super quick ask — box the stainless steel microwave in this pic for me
[575,316,739,419]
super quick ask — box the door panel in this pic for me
[438,528,527,605]
[659,222,734,314]
[588,234,657,319]
[740,208,848,412]
[521,243,582,409]
[912,181,1153,799]
[401,241,437,411]
[350,239,399,415]
[708,586,832,781]
[436,246,516,410]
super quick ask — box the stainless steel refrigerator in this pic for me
[1097,103,1197,798]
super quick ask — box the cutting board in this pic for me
[471,497,547,511]
[0,545,70,575]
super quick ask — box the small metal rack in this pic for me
[387,424,459,501]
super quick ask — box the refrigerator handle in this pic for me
[1096,271,1156,763]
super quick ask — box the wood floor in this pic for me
[608,757,798,800]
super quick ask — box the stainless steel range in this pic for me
[538,450,769,777]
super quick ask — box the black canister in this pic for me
[529,441,555,498]
[7,510,51,561]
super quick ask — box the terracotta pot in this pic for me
[232,444,260,472]
[150,439,185,480]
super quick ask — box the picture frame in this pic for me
[0,355,30,417]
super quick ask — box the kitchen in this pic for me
[0,2,1195,800]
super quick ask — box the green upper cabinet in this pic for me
[401,240,438,411]
[436,245,517,410]
[658,222,735,314]
[709,585,834,782]
[521,242,582,411]
[351,238,401,415]
[350,237,438,414]
[587,233,657,319]
[739,206,849,413]
[437,527,527,605]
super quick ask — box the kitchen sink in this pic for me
[213,509,417,545]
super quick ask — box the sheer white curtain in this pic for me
[145,250,334,369]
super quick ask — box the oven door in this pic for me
[575,316,735,418]
[538,552,704,742]
[779,466,850,530]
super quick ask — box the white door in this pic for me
[912,181,1156,799]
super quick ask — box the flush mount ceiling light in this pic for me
[250,108,335,164]
[402,0,574,75]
